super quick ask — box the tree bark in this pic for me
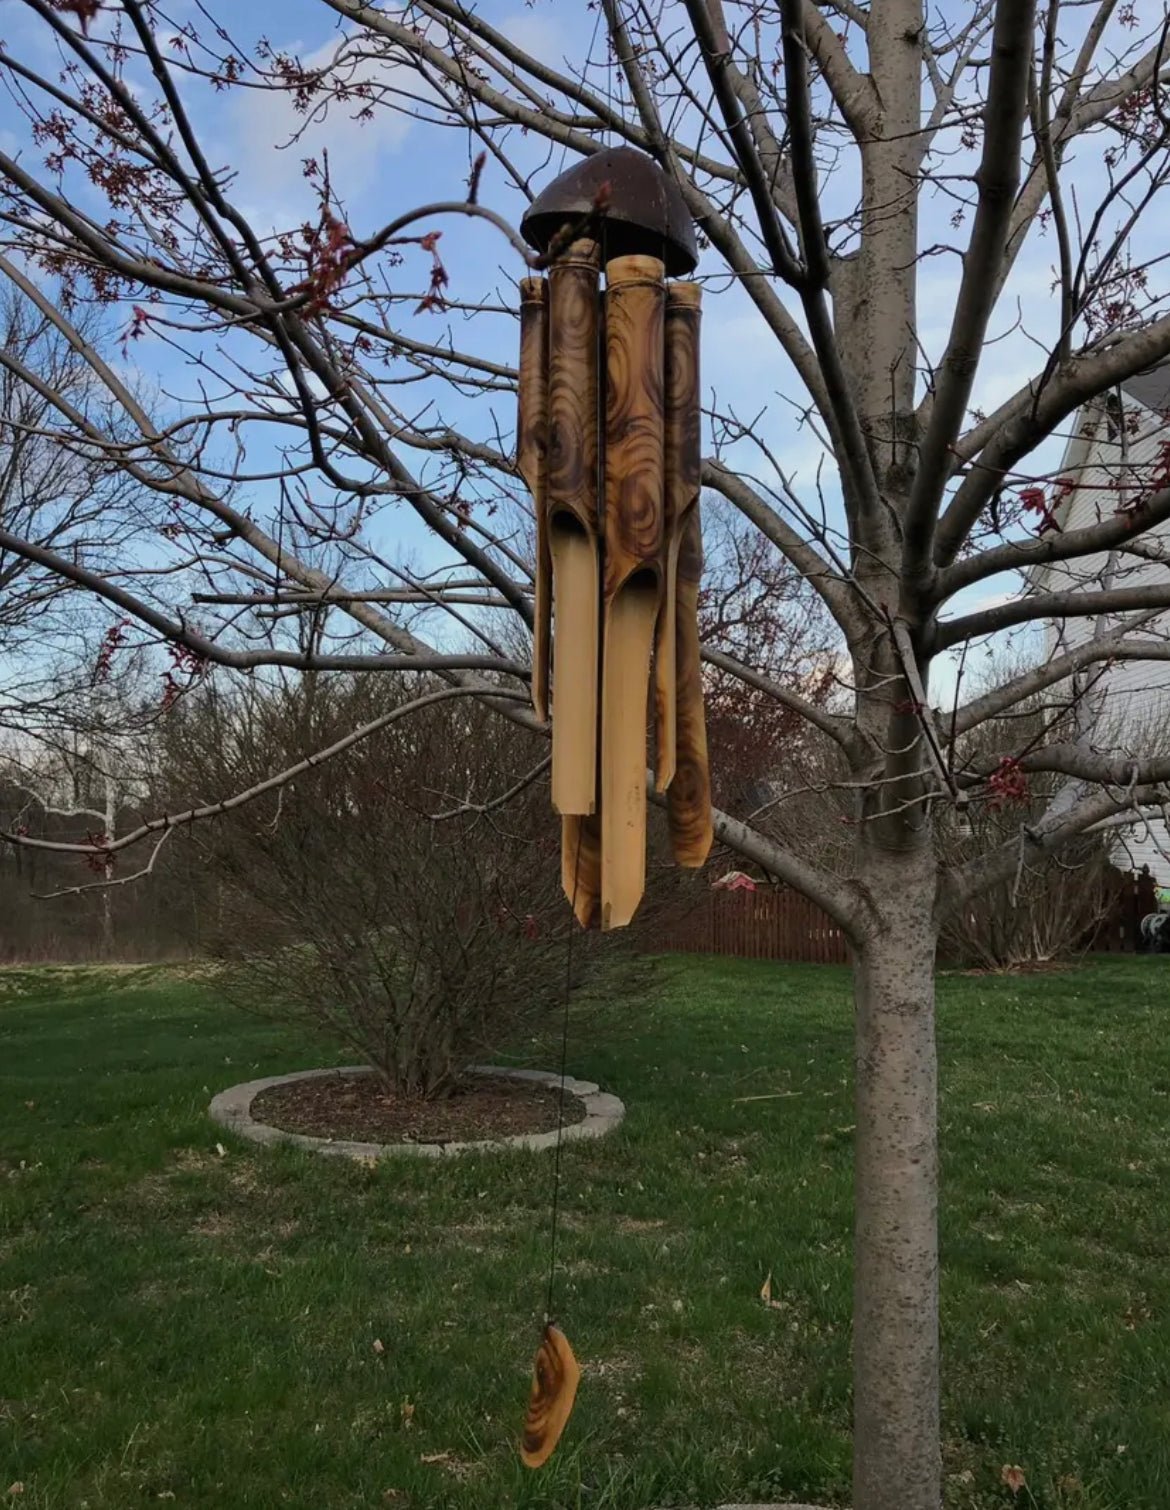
[852,856,940,1510]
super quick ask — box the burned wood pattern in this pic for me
[600,254,665,930]
[518,277,551,723]
[657,282,702,791]
[668,499,713,867]
[520,1323,581,1470]
[602,256,665,600]
[547,240,602,817]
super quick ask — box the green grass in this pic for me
[2,958,1170,1508]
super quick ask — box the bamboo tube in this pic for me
[657,282,702,790]
[600,253,665,930]
[547,240,602,816]
[561,813,601,929]
[518,277,551,723]
[668,498,713,867]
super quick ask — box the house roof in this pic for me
[1122,361,1170,415]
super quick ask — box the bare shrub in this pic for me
[938,821,1114,970]
[940,667,1116,970]
[163,677,583,1098]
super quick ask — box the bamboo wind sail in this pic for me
[520,1324,581,1470]
[515,148,711,935]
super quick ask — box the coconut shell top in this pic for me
[521,146,698,278]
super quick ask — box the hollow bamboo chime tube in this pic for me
[663,283,714,869]
[517,245,712,930]
[518,277,551,726]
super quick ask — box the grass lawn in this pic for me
[2,957,1170,1509]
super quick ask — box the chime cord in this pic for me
[545,822,583,1324]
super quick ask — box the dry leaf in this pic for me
[400,1399,415,1428]
[758,1270,784,1310]
[214,1142,227,1158]
[1001,1463,1027,1495]
[7,1487,24,1499]
[420,1451,453,1466]
[372,1338,385,1355]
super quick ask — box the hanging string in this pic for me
[606,2,615,150]
[544,820,583,1323]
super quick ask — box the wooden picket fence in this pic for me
[653,865,1161,966]
[654,886,850,964]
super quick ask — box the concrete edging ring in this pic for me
[208,1064,624,1161]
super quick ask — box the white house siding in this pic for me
[1041,388,1170,881]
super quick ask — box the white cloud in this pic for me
[216,36,413,234]
[494,7,570,67]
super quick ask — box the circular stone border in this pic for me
[208,1064,624,1161]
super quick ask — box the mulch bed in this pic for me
[250,1071,587,1144]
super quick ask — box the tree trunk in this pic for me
[852,862,940,1510]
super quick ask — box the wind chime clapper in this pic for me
[517,147,714,937]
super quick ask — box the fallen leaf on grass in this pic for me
[214,1143,227,1158]
[7,1486,23,1498]
[400,1398,415,1428]
[759,1271,785,1310]
[372,1338,385,1355]
[1001,1464,1027,1495]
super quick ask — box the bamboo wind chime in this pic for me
[517,148,713,937]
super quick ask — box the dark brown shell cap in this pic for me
[521,146,698,278]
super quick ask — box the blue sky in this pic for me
[3,0,1165,704]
